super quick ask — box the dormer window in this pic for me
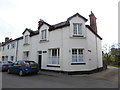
[41,29,47,40]
[73,23,82,36]
[24,35,29,44]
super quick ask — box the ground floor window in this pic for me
[48,48,60,65]
[72,49,84,63]
[23,51,29,60]
[11,56,14,61]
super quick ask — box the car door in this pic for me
[9,61,18,73]
[13,61,21,74]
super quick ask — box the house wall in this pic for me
[0,14,103,72]
[1,41,17,61]
[36,24,63,71]
[0,46,2,61]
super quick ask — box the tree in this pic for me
[102,44,112,63]
[102,44,120,65]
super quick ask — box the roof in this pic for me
[67,13,88,22]
[1,36,23,46]
[49,21,70,31]
[86,25,102,40]
[1,13,102,45]
[38,21,51,30]
[22,28,39,37]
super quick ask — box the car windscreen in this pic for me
[24,61,37,65]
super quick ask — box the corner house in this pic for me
[0,12,103,74]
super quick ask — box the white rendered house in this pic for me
[0,12,103,74]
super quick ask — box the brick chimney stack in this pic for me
[5,37,9,42]
[89,11,97,33]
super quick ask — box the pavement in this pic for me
[86,66,119,82]
[39,66,119,82]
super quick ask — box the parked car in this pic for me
[7,60,39,76]
[0,61,13,71]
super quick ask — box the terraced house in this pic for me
[0,12,103,73]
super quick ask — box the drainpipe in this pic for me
[15,40,19,61]
[95,36,99,71]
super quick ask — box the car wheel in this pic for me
[7,69,11,74]
[35,72,38,74]
[19,70,24,76]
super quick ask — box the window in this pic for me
[72,49,84,63]
[11,56,14,61]
[24,35,29,44]
[41,29,47,40]
[23,51,29,60]
[11,43,15,49]
[48,48,60,65]
[73,23,82,36]
[7,45,9,49]
[3,46,4,51]
[5,56,8,61]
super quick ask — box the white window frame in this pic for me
[23,51,29,60]
[48,48,60,65]
[41,29,47,40]
[72,49,84,63]
[24,35,29,44]
[11,43,15,49]
[73,23,83,36]
[11,56,14,61]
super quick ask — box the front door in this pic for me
[38,55,42,70]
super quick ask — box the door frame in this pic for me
[38,51,42,70]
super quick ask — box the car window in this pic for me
[2,61,9,64]
[24,61,37,65]
[13,61,18,65]
[17,61,24,65]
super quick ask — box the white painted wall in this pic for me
[0,41,17,61]
[0,15,103,72]
[0,46,2,61]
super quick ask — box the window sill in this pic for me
[71,62,86,65]
[70,35,86,39]
[47,64,60,67]
[40,40,49,43]
[23,43,30,46]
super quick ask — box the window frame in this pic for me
[11,43,15,49]
[23,51,29,60]
[41,29,47,40]
[73,23,83,36]
[24,35,29,44]
[72,48,84,63]
[48,48,60,65]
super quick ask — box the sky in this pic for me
[0,0,119,47]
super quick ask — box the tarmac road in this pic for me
[2,66,119,88]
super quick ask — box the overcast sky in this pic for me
[0,0,119,46]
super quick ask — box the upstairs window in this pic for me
[41,29,47,40]
[3,46,4,51]
[24,35,29,44]
[73,23,82,36]
[7,45,10,49]
[11,43,15,49]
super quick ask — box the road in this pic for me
[2,67,118,88]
